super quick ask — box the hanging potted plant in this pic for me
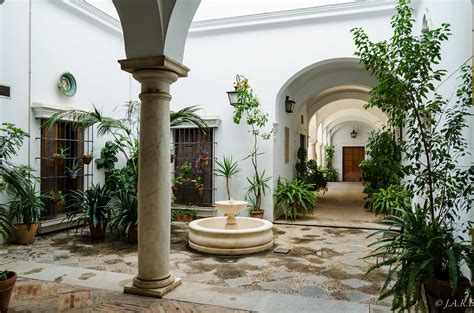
[199,148,209,167]
[170,145,175,163]
[0,270,16,313]
[67,184,112,240]
[353,1,474,311]
[52,147,68,166]
[194,176,204,199]
[66,159,81,180]
[83,152,93,165]
[171,176,182,199]
[49,190,65,211]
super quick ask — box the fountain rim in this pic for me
[214,200,248,206]
[189,217,273,234]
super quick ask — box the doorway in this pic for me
[343,146,365,182]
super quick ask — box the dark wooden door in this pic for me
[343,147,365,182]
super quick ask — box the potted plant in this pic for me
[170,145,175,163]
[171,176,182,198]
[175,208,197,223]
[0,270,16,313]
[194,176,204,198]
[52,147,68,165]
[49,190,66,211]
[83,152,93,165]
[274,178,317,220]
[199,148,209,166]
[3,168,44,245]
[215,155,240,200]
[353,1,474,310]
[231,75,273,218]
[371,185,411,218]
[110,189,137,244]
[246,171,271,219]
[66,159,81,179]
[67,183,112,240]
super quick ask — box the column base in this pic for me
[124,277,181,298]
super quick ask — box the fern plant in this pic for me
[274,178,317,220]
[371,185,411,217]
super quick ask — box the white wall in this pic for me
[1,0,472,224]
[1,0,139,189]
[331,122,373,181]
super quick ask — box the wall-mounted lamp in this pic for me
[350,127,358,139]
[285,96,295,113]
[227,75,242,106]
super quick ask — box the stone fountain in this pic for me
[188,200,273,255]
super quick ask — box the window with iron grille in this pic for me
[39,120,93,218]
[172,128,215,206]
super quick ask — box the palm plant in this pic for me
[2,168,43,228]
[109,189,138,242]
[67,184,112,239]
[245,170,271,213]
[0,205,12,239]
[274,178,317,220]
[215,155,240,200]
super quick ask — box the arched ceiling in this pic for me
[276,57,377,119]
[113,0,200,61]
[314,99,387,126]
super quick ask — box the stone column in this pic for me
[309,138,317,161]
[321,144,327,167]
[316,142,322,166]
[118,56,189,297]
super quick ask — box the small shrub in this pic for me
[274,178,317,220]
[371,185,411,217]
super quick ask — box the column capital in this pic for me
[118,55,190,78]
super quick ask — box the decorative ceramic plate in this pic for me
[57,72,77,97]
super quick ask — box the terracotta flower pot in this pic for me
[196,188,204,198]
[52,155,65,166]
[424,277,469,313]
[172,187,179,198]
[176,214,193,223]
[13,223,38,245]
[89,221,107,241]
[127,226,138,244]
[200,156,209,166]
[249,210,265,219]
[83,155,93,165]
[0,271,16,313]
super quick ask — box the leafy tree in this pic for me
[353,0,473,310]
[232,75,272,212]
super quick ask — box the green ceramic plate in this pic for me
[57,72,77,97]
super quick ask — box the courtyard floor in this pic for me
[2,222,391,312]
[276,182,385,229]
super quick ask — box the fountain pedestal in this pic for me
[188,200,273,255]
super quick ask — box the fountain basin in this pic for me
[188,217,273,255]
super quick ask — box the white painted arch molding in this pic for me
[113,0,200,62]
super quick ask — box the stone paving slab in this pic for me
[2,259,379,312]
[9,277,249,312]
